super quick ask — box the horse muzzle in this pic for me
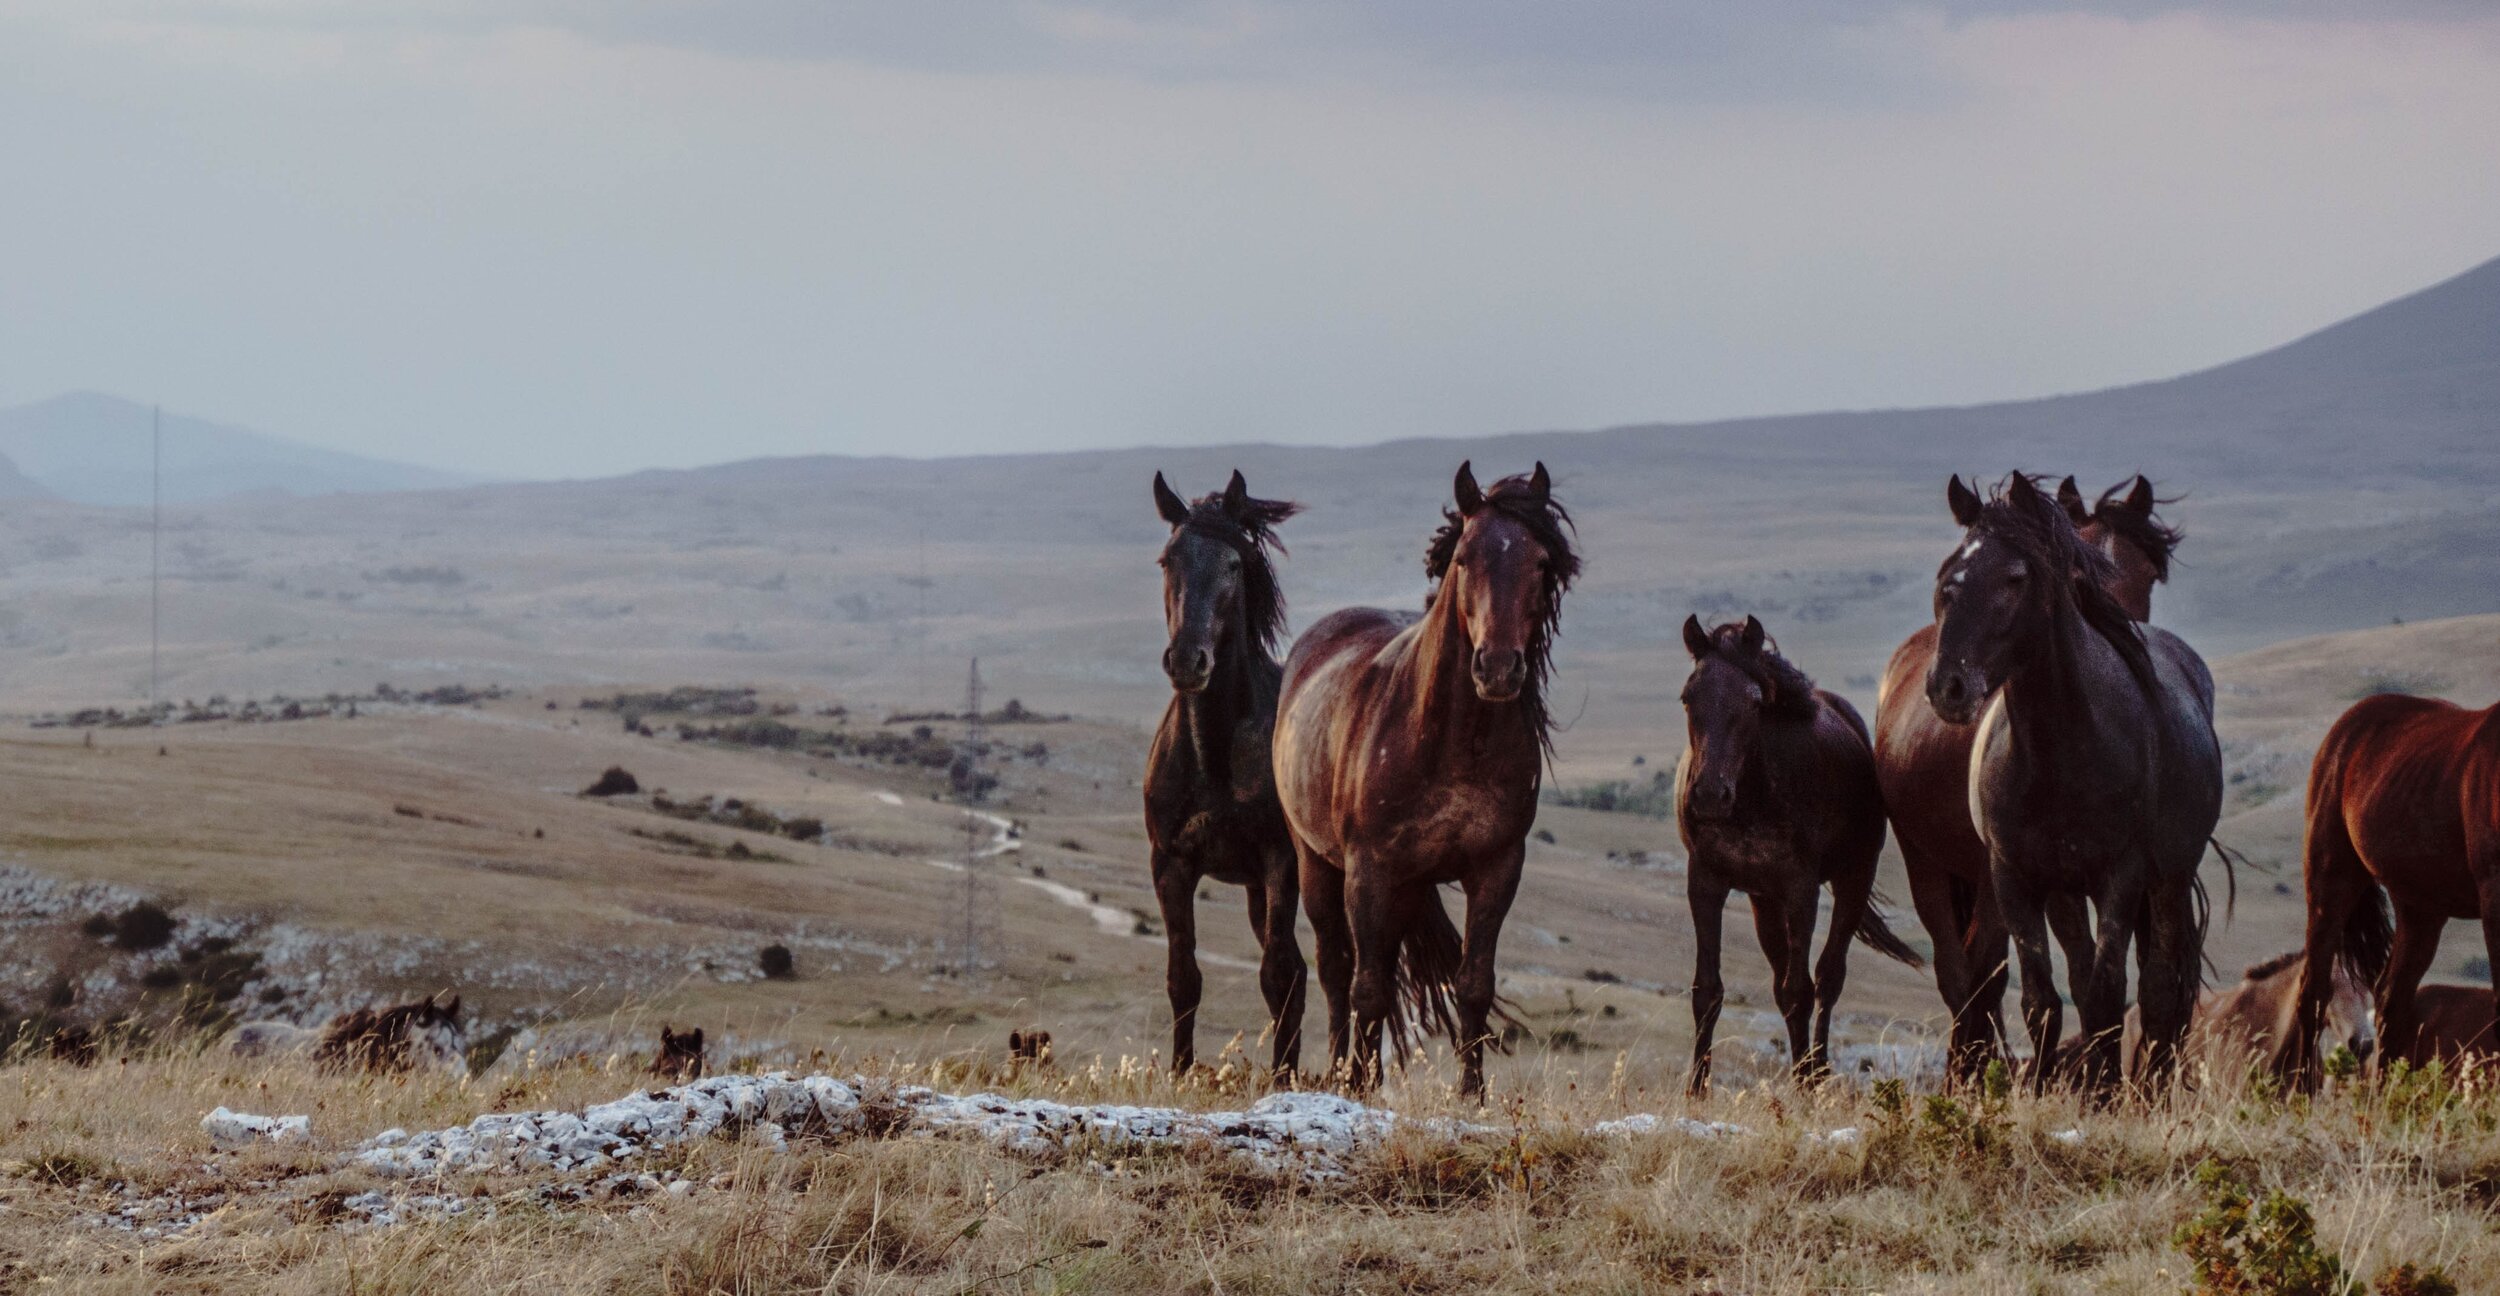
[1685,778,1738,822]
[1162,642,1214,694]
[1471,647,1527,702]
[1925,662,1985,725]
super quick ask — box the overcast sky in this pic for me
[0,2,2494,479]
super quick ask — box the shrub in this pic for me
[2175,1160,2357,1296]
[760,944,795,980]
[582,766,641,797]
[111,902,177,951]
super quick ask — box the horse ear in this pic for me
[1220,469,1249,520]
[1453,461,1483,516]
[2056,476,2087,525]
[1681,614,1711,660]
[689,1028,703,1047]
[1010,1030,1025,1052]
[2125,475,2155,516]
[1947,475,1982,527]
[444,995,460,1018]
[2007,471,2044,510]
[1528,461,1550,502]
[1153,472,1189,527]
[1739,615,1766,654]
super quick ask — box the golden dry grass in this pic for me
[0,1041,2495,1294]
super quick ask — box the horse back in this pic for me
[2313,693,2497,903]
[1274,607,1417,860]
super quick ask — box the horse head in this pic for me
[1433,461,1576,706]
[1927,472,2130,724]
[1152,469,1297,694]
[1678,615,1769,821]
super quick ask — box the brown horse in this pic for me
[1876,476,2182,1078]
[312,993,467,1076]
[1928,472,2221,1096]
[1677,616,1923,1094]
[652,1025,706,1081]
[2053,949,2375,1082]
[1144,470,1307,1079]
[2405,984,2498,1068]
[1275,461,1574,1096]
[2275,691,2500,1085]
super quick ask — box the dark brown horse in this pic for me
[1876,475,2182,1078]
[313,993,467,1076]
[1928,472,2221,1095]
[1275,462,1573,1096]
[1144,470,1308,1079]
[1677,616,1923,1094]
[2274,691,2500,1085]
[652,1025,706,1081]
[2405,983,2499,1068]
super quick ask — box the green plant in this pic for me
[2175,1159,2358,1296]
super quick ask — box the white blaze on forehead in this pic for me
[1960,536,1985,560]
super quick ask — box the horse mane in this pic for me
[1172,492,1300,658]
[2093,479,2186,582]
[1697,622,1821,722]
[1971,473,2159,701]
[2241,948,2303,981]
[1424,473,1580,751]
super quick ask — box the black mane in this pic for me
[1169,492,1299,658]
[1696,623,1821,723]
[2093,480,2186,582]
[1970,473,2160,700]
[1425,473,1580,751]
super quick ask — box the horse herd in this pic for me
[1144,462,2500,1101]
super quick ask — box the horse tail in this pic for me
[2205,836,2244,926]
[1388,887,1520,1063]
[1852,897,1926,970]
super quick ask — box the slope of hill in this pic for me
[0,392,479,506]
[0,448,53,502]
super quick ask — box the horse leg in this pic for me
[1455,851,1524,1100]
[1961,886,2015,1080]
[1994,870,2062,1098]
[1343,864,1406,1092]
[2378,903,2447,1069]
[1153,850,1203,1079]
[2135,871,2200,1096]
[1255,847,1308,1082]
[1903,852,1982,1079]
[1814,856,1881,1085]
[2047,893,2096,1009]
[2078,870,2145,1101]
[1750,889,1810,1081]
[1296,841,1355,1084]
[1686,874,1730,1097]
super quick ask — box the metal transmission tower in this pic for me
[953,657,997,974]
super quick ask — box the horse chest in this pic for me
[1683,820,1800,892]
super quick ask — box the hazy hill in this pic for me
[0,392,478,506]
[0,449,53,503]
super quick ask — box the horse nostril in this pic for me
[1940,674,1966,704]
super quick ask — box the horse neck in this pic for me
[1176,624,1268,790]
[1999,593,2134,774]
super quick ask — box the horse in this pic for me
[1144,470,1308,1080]
[307,993,468,1076]
[2273,690,2500,1086]
[1928,472,2222,1096]
[652,1025,706,1081]
[1876,475,2183,1079]
[1676,615,1924,1094]
[1275,461,1573,1096]
[2050,949,2375,1083]
[2405,984,2499,1069]
[1007,1028,1054,1067]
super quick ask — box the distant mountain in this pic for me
[0,393,479,507]
[0,450,53,503]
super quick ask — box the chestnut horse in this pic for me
[1876,475,2182,1078]
[1677,615,1923,1094]
[1144,470,1307,1079]
[2274,691,2500,1086]
[1928,472,2221,1095]
[1275,462,1573,1096]
[2406,983,2499,1068]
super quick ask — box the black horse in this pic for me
[1677,615,1923,1094]
[1144,470,1307,1080]
[1927,472,2222,1095]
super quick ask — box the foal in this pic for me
[1678,616,1922,1093]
